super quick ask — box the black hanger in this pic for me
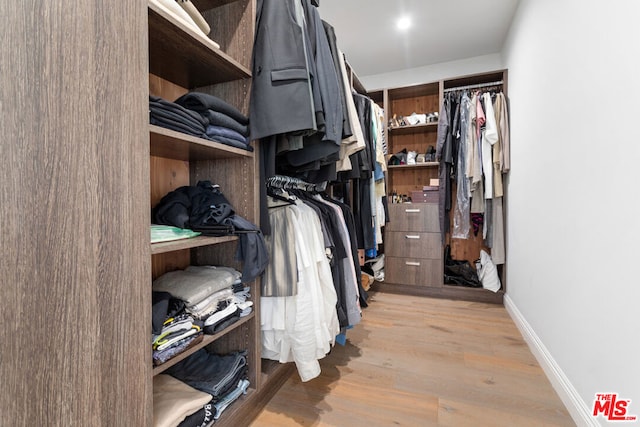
[267,186,296,205]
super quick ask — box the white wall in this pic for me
[360,53,503,90]
[502,0,640,425]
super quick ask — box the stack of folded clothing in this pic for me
[152,182,269,284]
[175,92,252,151]
[153,374,213,427]
[153,364,250,427]
[152,266,252,337]
[166,349,249,420]
[152,313,204,366]
[201,285,254,335]
[152,292,204,366]
[150,96,208,138]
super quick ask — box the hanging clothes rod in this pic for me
[443,80,503,93]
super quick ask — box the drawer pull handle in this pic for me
[405,209,421,213]
[405,235,420,239]
[405,261,421,266]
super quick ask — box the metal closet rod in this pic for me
[443,80,503,92]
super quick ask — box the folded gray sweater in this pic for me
[152,266,242,306]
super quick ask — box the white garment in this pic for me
[482,92,498,199]
[405,112,427,125]
[372,102,387,172]
[261,201,339,382]
[336,49,366,172]
[151,0,216,45]
[477,250,501,292]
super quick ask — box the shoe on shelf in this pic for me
[407,150,417,165]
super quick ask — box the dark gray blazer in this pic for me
[302,0,342,147]
[249,0,316,141]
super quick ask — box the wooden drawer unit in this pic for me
[385,203,439,232]
[385,256,443,287]
[385,232,441,259]
[384,202,443,287]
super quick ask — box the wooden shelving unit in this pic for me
[148,1,250,88]
[146,1,299,425]
[378,70,509,304]
[388,122,438,134]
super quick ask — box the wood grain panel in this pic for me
[385,231,442,259]
[192,156,255,223]
[390,129,438,153]
[150,125,254,161]
[193,0,242,11]
[391,93,440,118]
[203,0,255,69]
[388,122,438,135]
[152,250,192,280]
[386,203,440,232]
[0,1,150,425]
[443,70,507,90]
[149,73,189,100]
[385,256,443,287]
[388,82,439,99]
[150,156,190,208]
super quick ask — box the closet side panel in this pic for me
[0,1,150,425]
[203,0,255,69]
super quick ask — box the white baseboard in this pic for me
[503,294,598,427]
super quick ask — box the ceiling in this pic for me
[317,0,520,78]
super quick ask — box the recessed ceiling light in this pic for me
[396,16,411,31]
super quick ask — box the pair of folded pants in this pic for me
[166,349,247,400]
[203,109,249,137]
[150,96,208,136]
[206,125,248,144]
[175,92,249,125]
[205,133,252,151]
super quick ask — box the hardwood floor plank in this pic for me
[250,291,574,426]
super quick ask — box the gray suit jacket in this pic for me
[249,0,316,141]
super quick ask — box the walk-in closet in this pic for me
[3,1,637,426]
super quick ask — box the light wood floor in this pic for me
[249,291,575,427]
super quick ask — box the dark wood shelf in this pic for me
[150,125,253,161]
[192,0,242,11]
[153,312,255,375]
[388,122,438,134]
[148,1,251,88]
[373,282,504,304]
[387,162,439,169]
[151,235,238,254]
[388,82,439,99]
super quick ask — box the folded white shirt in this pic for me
[204,302,238,327]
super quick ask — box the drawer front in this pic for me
[385,256,443,287]
[385,232,442,259]
[386,203,439,232]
